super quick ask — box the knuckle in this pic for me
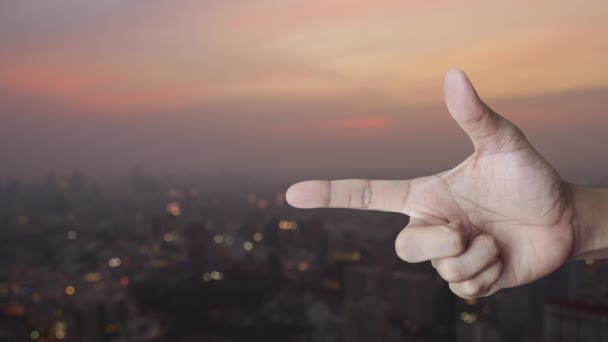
[395,232,416,263]
[361,179,372,209]
[479,234,499,255]
[437,259,464,282]
[462,279,483,297]
[445,226,466,255]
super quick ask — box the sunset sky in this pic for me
[1,0,607,182]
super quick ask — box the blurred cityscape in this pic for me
[1,168,607,342]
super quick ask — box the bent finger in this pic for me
[395,220,471,263]
[432,234,500,282]
[449,259,503,299]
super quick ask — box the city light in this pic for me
[201,272,211,282]
[460,312,478,324]
[210,271,224,281]
[30,330,39,340]
[84,272,102,282]
[55,330,65,340]
[165,202,182,217]
[108,257,122,268]
[334,252,362,263]
[279,220,298,231]
[322,280,340,290]
[253,232,263,242]
[585,259,595,265]
[213,234,223,244]
[243,241,253,251]
[257,199,268,209]
[67,230,77,240]
[65,286,76,296]
[163,232,174,242]
[120,276,129,287]
[297,261,310,272]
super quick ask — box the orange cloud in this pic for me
[1,0,607,115]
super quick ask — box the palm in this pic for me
[286,69,576,298]
[412,144,574,289]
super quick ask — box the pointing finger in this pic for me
[286,179,413,213]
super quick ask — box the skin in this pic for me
[286,69,608,299]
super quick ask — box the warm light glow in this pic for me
[65,286,76,296]
[120,276,129,287]
[243,241,253,251]
[201,272,211,282]
[334,252,362,262]
[253,232,263,242]
[460,312,478,324]
[322,280,340,290]
[585,259,595,265]
[279,220,298,231]
[210,271,224,281]
[84,272,102,282]
[108,257,122,268]
[55,330,65,340]
[297,261,310,272]
[166,202,182,217]
[213,234,224,244]
[30,331,39,340]
[257,199,268,209]
[163,232,174,242]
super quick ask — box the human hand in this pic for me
[286,69,582,299]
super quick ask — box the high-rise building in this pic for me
[543,299,608,342]
[71,281,131,341]
[388,271,445,329]
[343,265,390,342]
[186,224,209,272]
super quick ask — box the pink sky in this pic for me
[1,0,607,181]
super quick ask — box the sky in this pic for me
[1,0,607,182]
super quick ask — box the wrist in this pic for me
[570,183,608,260]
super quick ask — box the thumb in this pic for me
[444,69,526,154]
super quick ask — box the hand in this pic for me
[286,69,579,299]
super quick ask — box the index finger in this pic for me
[285,179,413,214]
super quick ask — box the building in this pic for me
[543,299,608,342]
